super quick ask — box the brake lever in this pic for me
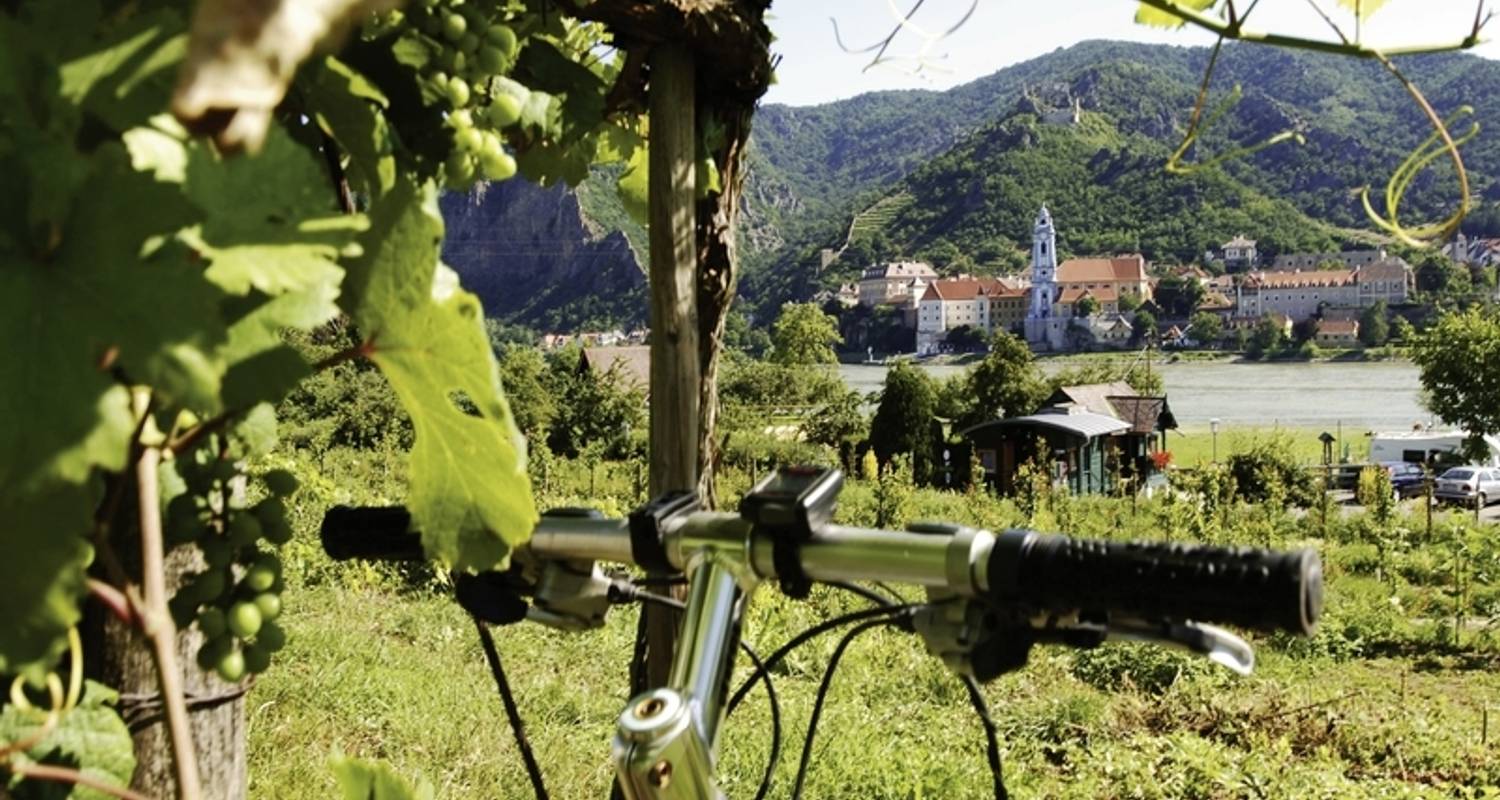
[1106,619,1255,675]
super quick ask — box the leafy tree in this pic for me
[497,347,556,443]
[1118,292,1142,312]
[1152,274,1206,318]
[1075,295,1101,317]
[944,325,989,351]
[1359,300,1390,347]
[724,305,773,357]
[1049,359,1164,398]
[869,362,938,483]
[1130,308,1158,346]
[545,350,645,459]
[804,390,867,470]
[957,332,1049,429]
[718,356,844,409]
[770,302,843,365]
[1392,315,1417,343]
[1246,314,1288,359]
[1412,307,1500,460]
[1188,311,1223,345]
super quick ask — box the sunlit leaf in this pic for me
[1336,0,1393,20]
[0,681,136,798]
[330,754,435,800]
[1135,0,1215,30]
[340,179,536,572]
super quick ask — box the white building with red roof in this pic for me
[915,277,1025,354]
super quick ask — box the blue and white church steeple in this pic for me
[1025,206,1058,345]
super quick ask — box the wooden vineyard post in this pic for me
[643,43,698,689]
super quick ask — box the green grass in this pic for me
[246,448,1500,798]
[1166,426,1332,468]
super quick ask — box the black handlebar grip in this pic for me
[320,506,424,562]
[987,530,1322,636]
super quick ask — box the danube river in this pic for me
[838,359,1429,433]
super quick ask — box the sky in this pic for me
[762,0,1500,106]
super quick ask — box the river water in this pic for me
[838,359,1430,432]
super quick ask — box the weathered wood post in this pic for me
[643,43,699,688]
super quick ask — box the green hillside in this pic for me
[735,41,1500,315]
[450,40,1500,327]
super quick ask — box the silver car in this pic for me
[1434,466,1500,506]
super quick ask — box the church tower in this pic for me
[1025,205,1058,343]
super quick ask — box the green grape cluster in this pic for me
[166,460,299,683]
[405,0,526,189]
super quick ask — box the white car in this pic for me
[1433,466,1500,507]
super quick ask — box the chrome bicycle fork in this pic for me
[612,555,746,799]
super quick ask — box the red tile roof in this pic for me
[1057,255,1148,283]
[1245,270,1355,288]
[1058,286,1119,304]
[921,278,1009,301]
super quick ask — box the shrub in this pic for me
[1224,436,1315,507]
[1070,643,1209,695]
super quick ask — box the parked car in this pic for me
[1433,466,1500,506]
[1379,461,1428,499]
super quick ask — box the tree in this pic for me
[1075,295,1101,317]
[1359,300,1390,347]
[546,352,646,459]
[770,302,843,365]
[1247,314,1288,359]
[869,362,938,483]
[1050,359,1164,398]
[1392,315,1417,343]
[724,306,773,357]
[1118,292,1143,312]
[804,390,868,470]
[957,332,1049,429]
[1153,274,1206,318]
[1188,311,1223,345]
[1412,307,1500,460]
[1130,308,1159,346]
[496,346,557,443]
[943,325,987,351]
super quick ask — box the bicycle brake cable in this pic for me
[962,674,1008,800]
[728,603,917,715]
[472,616,549,800]
[790,616,899,799]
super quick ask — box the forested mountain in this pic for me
[445,39,1500,328]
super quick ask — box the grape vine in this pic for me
[0,0,646,795]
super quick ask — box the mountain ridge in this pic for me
[442,39,1500,329]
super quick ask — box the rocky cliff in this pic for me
[441,179,648,332]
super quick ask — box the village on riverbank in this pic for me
[811,206,1500,359]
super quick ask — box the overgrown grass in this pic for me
[247,447,1500,797]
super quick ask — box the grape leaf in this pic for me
[0,681,136,800]
[339,179,536,572]
[0,480,97,682]
[182,125,363,298]
[330,754,435,800]
[219,289,330,409]
[302,56,397,199]
[59,9,187,134]
[1135,0,1215,29]
[1337,0,1392,19]
[617,144,649,225]
[0,144,221,492]
[0,145,229,676]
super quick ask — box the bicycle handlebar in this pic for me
[320,505,1321,637]
[988,530,1321,636]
